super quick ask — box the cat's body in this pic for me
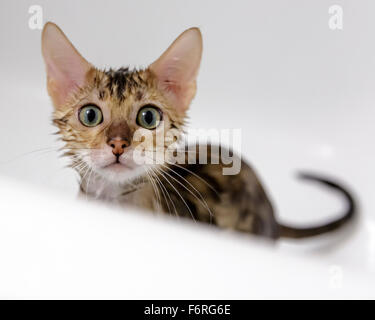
[80,143,355,239]
[42,23,355,240]
[80,144,279,238]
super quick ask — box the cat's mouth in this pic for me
[89,149,141,175]
[103,162,135,171]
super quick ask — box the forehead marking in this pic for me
[104,67,145,102]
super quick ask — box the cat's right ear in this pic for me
[41,22,93,108]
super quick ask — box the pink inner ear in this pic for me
[45,56,89,106]
[150,28,202,113]
[42,23,92,107]
[153,61,198,113]
[160,67,182,94]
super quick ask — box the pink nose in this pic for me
[107,138,129,156]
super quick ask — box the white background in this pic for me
[0,0,374,298]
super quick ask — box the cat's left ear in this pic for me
[149,28,202,113]
[41,22,93,108]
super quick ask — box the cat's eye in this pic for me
[79,105,103,127]
[136,105,162,130]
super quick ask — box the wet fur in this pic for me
[46,25,355,240]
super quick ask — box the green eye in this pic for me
[136,105,162,129]
[79,105,103,127]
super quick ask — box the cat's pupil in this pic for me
[86,109,96,123]
[144,110,153,124]
[136,106,161,129]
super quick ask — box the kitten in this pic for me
[41,22,355,239]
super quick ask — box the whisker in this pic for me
[72,162,89,175]
[157,163,214,221]
[148,167,176,217]
[145,167,162,213]
[167,162,219,197]
[85,167,95,199]
[141,150,219,196]
[152,169,179,218]
[0,146,61,165]
[153,166,196,222]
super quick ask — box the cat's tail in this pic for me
[278,172,356,239]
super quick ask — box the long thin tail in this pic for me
[279,173,356,239]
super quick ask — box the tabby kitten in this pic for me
[41,22,355,239]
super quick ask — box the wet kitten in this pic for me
[41,22,355,239]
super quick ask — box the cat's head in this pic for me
[41,22,202,184]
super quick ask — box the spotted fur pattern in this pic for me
[47,24,354,240]
[51,65,282,239]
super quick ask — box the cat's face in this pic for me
[42,23,202,184]
[52,67,184,183]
